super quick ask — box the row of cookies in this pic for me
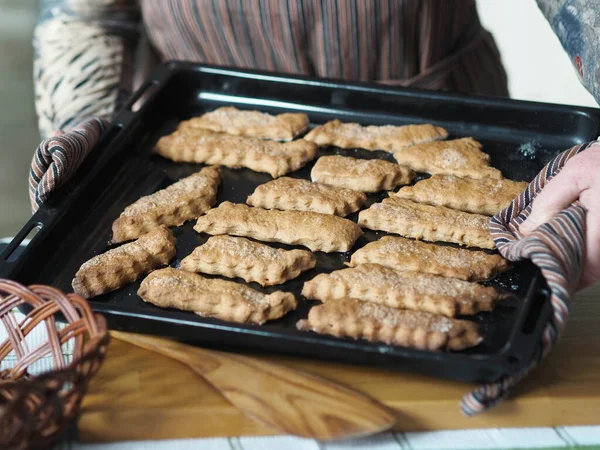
[157,107,516,187]
[354,138,528,248]
[73,229,303,325]
[154,107,450,179]
[73,225,296,323]
[242,173,527,251]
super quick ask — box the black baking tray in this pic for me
[2,62,600,384]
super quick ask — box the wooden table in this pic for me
[78,284,600,442]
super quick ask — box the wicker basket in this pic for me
[0,280,109,450]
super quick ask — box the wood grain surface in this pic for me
[78,284,600,442]
[109,331,396,441]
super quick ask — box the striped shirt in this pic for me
[33,0,600,140]
[141,0,507,92]
[34,0,509,139]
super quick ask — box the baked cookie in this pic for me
[73,226,176,298]
[311,155,415,193]
[155,128,317,178]
[111,166,221,244]
[302,264,506,317]
[139,268,297,325]
[392,175,528,215]
[180,235,316,286]
[247,177,367,216]
[194,202,363,253]
[179,106,309,141]
[393,138,502,179]
[297,298,482,351]
[349,236,509,281]
[304,119,448,152]
[358,198,494,249]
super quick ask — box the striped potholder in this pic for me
[461,141,595,415]
[29,117,109,211]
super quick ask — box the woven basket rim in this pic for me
[0,280,109,450]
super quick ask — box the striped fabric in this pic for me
[140,0,508,95]
[34,0,139,140]
[29,117,109,209]
[461,141,594,415]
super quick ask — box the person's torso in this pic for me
[140,0,480,84]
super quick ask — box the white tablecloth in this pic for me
[62,427,600,450]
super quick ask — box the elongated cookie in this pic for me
[393,138,503,179]
[302,264,505,317]
[304,119,448,152]
[155,127,317,178]
[311,155,415,192]
[138,268,297,325]
[349,236,509,281]
[72,226,176,298]
[180,235,316,286]
[358,198,494,249]
[194,202,363,253]
[297,298,482,351]
[111,166,221,244]
[392,175,527,215]
[246,177,367,216]
[179,106,309,141]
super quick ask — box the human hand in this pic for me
[520,143,600,289]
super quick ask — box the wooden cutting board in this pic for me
[78,284,600,442]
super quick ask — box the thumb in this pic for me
[520,164,582,235]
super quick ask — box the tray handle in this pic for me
[0,63,183,278]
[0,123,124,275]
[0,223,43,264]
[502,270,552,367]
[121,61,178,113]
[123,81,160,113]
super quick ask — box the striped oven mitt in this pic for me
[29,117,109,211]
[461,141,596,415]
